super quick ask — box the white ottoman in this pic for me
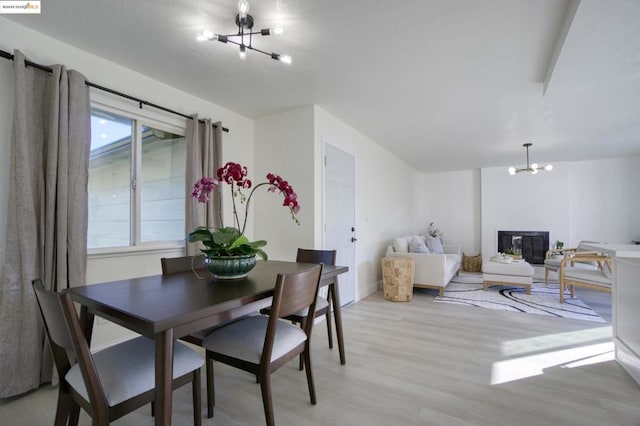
[482,260,535,294]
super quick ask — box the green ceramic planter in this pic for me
[205,255,257,279]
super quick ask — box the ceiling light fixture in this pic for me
[508,143,553,175]
[197,0,291,64]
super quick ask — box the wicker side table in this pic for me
[381,257,415,302]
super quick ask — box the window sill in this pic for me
[88,241,185,260]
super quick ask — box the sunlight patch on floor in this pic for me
[491,327,615,385]
[499,326,612,357]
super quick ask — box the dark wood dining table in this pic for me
[68,260,349,426]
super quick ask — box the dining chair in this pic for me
[161,255,207,275]
[31,279,204,426]
[261,248,337,370]
[161,255,261,417]
[202,264,323,426]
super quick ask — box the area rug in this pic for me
[433,276,606,323]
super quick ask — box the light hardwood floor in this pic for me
[1,287,638,425]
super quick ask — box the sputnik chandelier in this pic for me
[508,143,553,175]
[197,0,291,64]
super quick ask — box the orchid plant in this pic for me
[186,162,300,261]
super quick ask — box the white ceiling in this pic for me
[5,0,640,172]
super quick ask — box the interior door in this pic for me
[324,142,356,306]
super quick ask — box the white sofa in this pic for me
[385,235,462,297]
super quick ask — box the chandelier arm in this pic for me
[246,45,281,57]
[216,31,267,41]
[221,40,283,60]
[224,38,243,47]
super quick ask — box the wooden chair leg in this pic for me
[298,319,306,371]
[303,345,317,405]
[259,371,275,426]
[54,391,72,426]
[192,368,202,426]
[206,350,215,418]
[68,402,81,426]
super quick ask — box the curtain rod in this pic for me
[0,49,229,133]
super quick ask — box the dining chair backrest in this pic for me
[296,248,336,266]
[161,255,206,275]
[270,264,323,321]
[32,280,74,355]
[32,279,109,412]
[261,264,323,367]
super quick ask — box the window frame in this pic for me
[88,93,187,256]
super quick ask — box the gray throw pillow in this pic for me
[425,235,444,254]
[408,236,430,253]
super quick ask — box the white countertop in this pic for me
[582,243,640,258]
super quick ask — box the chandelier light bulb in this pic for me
[544,164,553,171]
[239,45,247,60]
[508,167,516,175]
[280,54,292,64]
[531,163,539,170]
[237,0,250,18]
[197,30,215,41]
[272,26,284,35]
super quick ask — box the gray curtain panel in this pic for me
[0,50,90,398]
[185,116,222,256]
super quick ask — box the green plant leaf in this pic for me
[212,228,240,245]
[228,234,250,250]
[246,240,267,249]
[186,227,213,242]
[255,248,268,261]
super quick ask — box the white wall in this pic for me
[314,107,423,299]
[423,169,481,256]
[0,18,255,348]
[568,157,640,245]
[254,106,315,261]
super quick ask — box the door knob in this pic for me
[351,237,358,242]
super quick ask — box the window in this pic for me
[88,107,186,250]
